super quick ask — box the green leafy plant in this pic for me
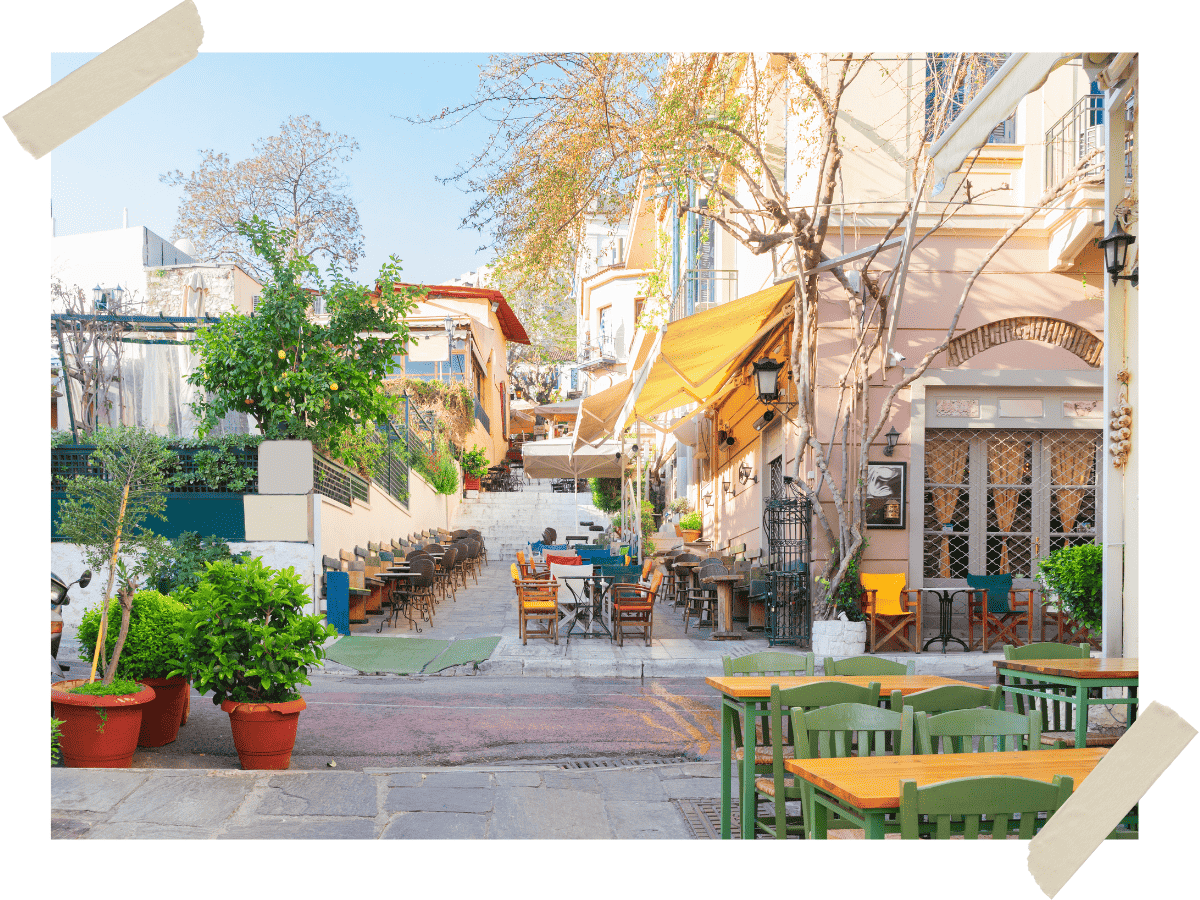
[187,216,421,463]
[817,542,866,622]
[1038,542,1102,631]
[68,677,143,697]
[51,717,63,765]
[174,557,337,705]
[139,532,246,596]
[679,510,702,532]
[461,444,489,478]
[413,437,459,495]
[589,477,622,513]
[77,590,190,681]
[667,497,692,516]
[55,426,174,686]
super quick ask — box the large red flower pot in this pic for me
[220,697,306,769]
[464,475,481,491]
[51,679,156,768]
[137,677,190,747]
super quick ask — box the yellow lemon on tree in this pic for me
[278,349,287,360]
[330,382,338,391]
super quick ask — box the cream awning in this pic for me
[532,399,581,422]
[634,282,793,419]
[521,437,624,479]
[574,379,633,449]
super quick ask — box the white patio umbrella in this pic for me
[520,437,623,532]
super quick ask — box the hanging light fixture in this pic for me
[1098,218,1138,287]
[752,358,785,402]
[738,459,757,485]
[111,283,124,306]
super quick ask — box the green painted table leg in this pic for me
[720,699,732,839]
[1075,678,1088,750]
[863,810,887,840]
[807,785,828,839]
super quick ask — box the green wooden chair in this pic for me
[721,652,816,794]
[1003,642,1096,740]
[888,683,1003,715]
[823,655,915,676]
[915,707,1043,754]
[752,685,885,839]
[787,701,916,838]
[899,774,1073,839]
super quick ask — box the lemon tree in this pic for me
[188,217,423,466]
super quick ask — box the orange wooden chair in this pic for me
[859,573,922,653]
[965,573,1034,651]
[511,563,559,645]
[612,571,662,646]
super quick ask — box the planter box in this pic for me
[812,618,867,659]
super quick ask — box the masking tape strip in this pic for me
[1028,701,1197,898]
[3,1,203,160]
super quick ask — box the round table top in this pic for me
[702,574,743,583]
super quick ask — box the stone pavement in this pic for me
[52,761,730,839]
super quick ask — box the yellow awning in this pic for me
[634,282,793,419]
[574,379,633,449]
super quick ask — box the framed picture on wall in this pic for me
[866,461,906,529]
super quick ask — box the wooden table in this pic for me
[995,658,1139,749]
[784,747,1108,839]
[701,573,745,641]
[705,674,984,840]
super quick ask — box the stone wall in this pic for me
[143,264,242,317]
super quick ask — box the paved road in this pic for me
[131,674,733,770]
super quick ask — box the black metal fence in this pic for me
[368,418,409,508]
[312,452,369,507]
[763,486,812,647]
[51,442,260,494]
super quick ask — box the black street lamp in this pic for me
[883,426,900,457]
[752,357,785,402]
[1098,218,1138,287]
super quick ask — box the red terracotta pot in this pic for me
[464,474,481,491]
[51,679,156,768]
[137,677,190,747]
[220,697,306,770]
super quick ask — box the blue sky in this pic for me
[50,52,497,284]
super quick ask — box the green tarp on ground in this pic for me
[425,636,503,673]
[324,635,502,675]
[325,636,449,674]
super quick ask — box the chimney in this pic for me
[123,207,128,228]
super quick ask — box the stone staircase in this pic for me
[453,479,611,560]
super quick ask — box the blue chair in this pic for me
[965,573,1034,651]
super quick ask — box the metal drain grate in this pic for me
[559,756,688,769]
[674,799,739,839]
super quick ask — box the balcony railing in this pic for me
[669,269,738,322]
[1045,93,1106,189]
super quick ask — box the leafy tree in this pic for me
[55,426,175,685]
[139,531,247,596]
[187,217,422,468]
[428,52,1101,618]
[160,114,362,282]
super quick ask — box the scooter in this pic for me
[51,569,90,683]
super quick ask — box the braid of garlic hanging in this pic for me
[1109,370,1132,469]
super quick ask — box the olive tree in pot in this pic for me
[77,590,191,747]
[52,426,174,767]
[812,544,867,658]
[174,557,337,769]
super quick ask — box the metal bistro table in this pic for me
[555,575,612,641]
[785,747,1108,839]
[376,570,424,632]
[922,588,969,652]
[995,657,1139,750]
[705,674,984,840]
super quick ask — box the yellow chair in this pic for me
[511,563,559,645]
[859,573,922,653]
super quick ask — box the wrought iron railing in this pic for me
[1045,93,1106,189]
[312,452,369,507]
[763,484,812,647]
[669,269,738,322]
[367,418,409,508]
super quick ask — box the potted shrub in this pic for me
[1037,542,1102,637]
[461,444,488,492]
[52,426,174,767]
[812,547,867,658]
[77,590,191,747]
[175,557,337,769]
[678,510,703,543]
